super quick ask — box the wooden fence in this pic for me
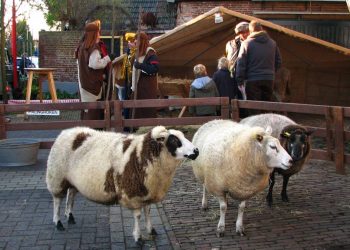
[0,97,348,174]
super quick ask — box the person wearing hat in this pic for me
[76,21,113,120]
[236,20,282,108]
[225,21,250,100]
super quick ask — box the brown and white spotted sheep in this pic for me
[46,126,198,246]
[240,113,312,207]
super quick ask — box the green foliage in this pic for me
[16,20,34,56]
[43,89,79,100]
[42,0,67,28]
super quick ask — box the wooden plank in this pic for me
[310,149,331,161]
[220,97,230,119]
[332,106,346,175]
[307,126,326,137]
[178,106,187,118]
[6,120,106,131]
[122,97,225,108]
[344,153,350,164]
[104,101,111,131]
[0,105,6,139]
[113,101,123,132]
[237,100,326,115]
[123,116,222,127]
[325,107,334,161]
[231,99,240,121]
[345,131,350,141]
[4,101,106,112]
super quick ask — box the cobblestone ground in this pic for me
[0,150,173,250]
[2,111,350,249]
[161,160,350,250]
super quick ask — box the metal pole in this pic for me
[1,0,7,102]
[11,0,18,89]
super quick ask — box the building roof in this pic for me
[86,0,177,33]
[150,6,350,78]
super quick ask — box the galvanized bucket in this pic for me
[0,138,40,167]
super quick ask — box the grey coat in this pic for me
[189,76,219,116]
[236,31,282,85]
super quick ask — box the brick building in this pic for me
[39,0,349,87]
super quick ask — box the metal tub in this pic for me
[0,138,40,167]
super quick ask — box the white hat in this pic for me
[234,22,249,34]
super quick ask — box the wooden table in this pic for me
[25,68,58,104]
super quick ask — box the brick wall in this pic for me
[39,31,82,83]
[176,1,348,25]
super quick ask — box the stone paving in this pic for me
[162,160,350,250]
[0,150,173,250]
[1,148,349,249]
[1,111,350,249]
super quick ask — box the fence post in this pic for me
[332,106,345,175]
[325,107,334,161]
[104,101,111,131]
[220,97,230,119]
[113,100,123,132]
[231,99,240,121]
[0,105,5,139]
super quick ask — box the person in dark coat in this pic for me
[132,32,159,118]
[236,20,282,102]
[189,64,219,116]
[212,57,236,100]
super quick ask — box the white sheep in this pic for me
[46,126,199,245]
[191,119,292,237]
[240,113,312,206]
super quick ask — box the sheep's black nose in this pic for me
[187,148,199,160]
[289,159,294,165]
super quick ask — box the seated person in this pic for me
[189,64,219,116]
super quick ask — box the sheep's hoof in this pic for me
[282,194,289,202]
[150,228,158,235]
[201,206,208,211]
[266,195,273,207]
[236,230,246,237]
[216,226,225,238]
[56,221,65,231]
[68,213,76,224]
[135,238,144,246]
[216,231,225,238]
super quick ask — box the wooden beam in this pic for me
[332,106,346,175]
[156,19,235,54]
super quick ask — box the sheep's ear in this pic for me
[256,133,264,143]
[306,128,315,136]
[151,126,168,142]
[265,126,272,135]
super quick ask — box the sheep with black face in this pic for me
[46,126,198,245]
[240,113,312,207]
